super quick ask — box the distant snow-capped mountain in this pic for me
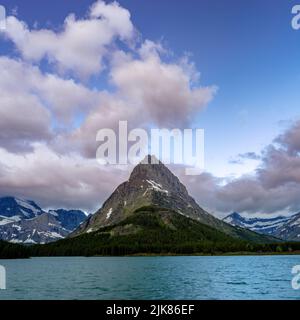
[0,197,87,244]
[274,213,300,241]
[223,212,300,241]
[0,196,44,220]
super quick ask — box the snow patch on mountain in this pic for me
[106,208,113,220]
[146,180,169,194]
[15,199,41,216]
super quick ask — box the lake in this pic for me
[0,255,300,300]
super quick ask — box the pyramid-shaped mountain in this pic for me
[72,155,272,243]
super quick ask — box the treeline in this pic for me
[29,238,300,257]
[245,242,300,253]
[0,240,30,259]
[2,238,300,259]
[30,238,249,257]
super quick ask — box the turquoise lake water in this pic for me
[0,255,300,300]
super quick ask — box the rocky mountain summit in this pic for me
[73,155,272,243]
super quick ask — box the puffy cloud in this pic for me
[3,0,135,78]
[110,40,217,127]
[0,92,51,153]
[0,145,128,211]
[275,120,300,155]
[55,93,135,157]
[34,73,101,123]
[90,0,134,39]
[0,56,101,153]
[0,57,52,153]
[258,148,300,189]
[58,40,216,158]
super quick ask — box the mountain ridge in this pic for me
[0,197,86,244]
[224,212,300,241]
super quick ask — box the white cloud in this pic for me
[110,40,217,127]
[4,0,135,78]
[0,57,52,152]
[50,39,216,158]
[0,56,103,152]
[0,145,128,211]
[35,73,101,123]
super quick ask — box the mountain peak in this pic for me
[73,156,238,237]
[129,154,176,185]
[140,154,160,164]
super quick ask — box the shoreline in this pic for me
[24,251,300,258]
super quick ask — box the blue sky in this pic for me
[2,0,299,177]
[1,0,300,215]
